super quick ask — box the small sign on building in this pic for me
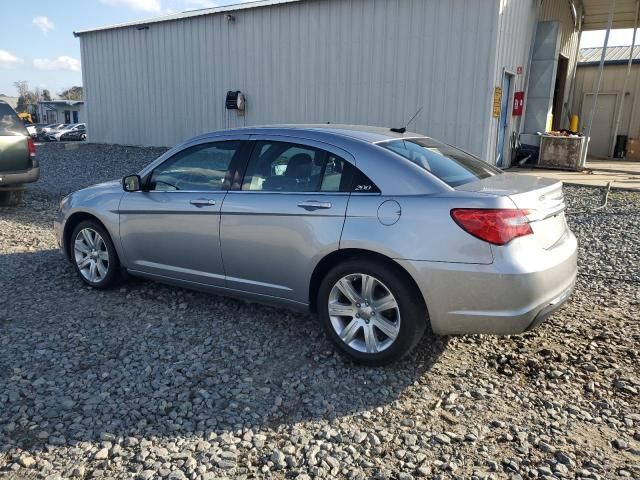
[513,91,525,116]
[492,87,502,118]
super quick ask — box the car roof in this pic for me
[201,124,425,144]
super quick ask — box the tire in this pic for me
[0,189,24,206]
[80,134,87,141]
[70,220,120,289]
[317,257,427,365]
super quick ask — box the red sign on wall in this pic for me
[513,91,525,116]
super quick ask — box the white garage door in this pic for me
[581,92,618,158]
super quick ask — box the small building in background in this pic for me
[573,46,640,158]
[74,0,626,165]
[37,100,86,125]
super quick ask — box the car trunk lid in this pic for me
[456,173,568,249]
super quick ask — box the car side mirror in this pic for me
[122,174,142,192]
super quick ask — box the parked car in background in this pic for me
[47,123,86,142]
[55,125,577,365]
[59,123,87,141]
[24,122,37,139]
[39,123,65,137]
[0,100,39,205]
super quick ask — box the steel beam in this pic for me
[610,0,640,156]
[584,0,616,159]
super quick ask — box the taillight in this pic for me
[27,137,36,159]
[450,208,532,246]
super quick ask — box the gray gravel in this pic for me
[32,142,167,198]
[1,143,639,479]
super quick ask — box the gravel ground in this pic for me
[1,143,639,480]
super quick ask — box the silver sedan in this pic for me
[55,125,577,365]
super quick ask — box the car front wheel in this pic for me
[70,220,120,288]
[317,258,427,365]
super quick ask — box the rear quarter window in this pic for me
[380,138,501,187]
[0,103,28,136]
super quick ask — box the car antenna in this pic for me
[390,106,423,134]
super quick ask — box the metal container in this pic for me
[538,135,588,171]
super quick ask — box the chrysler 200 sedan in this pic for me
[54,125,577,365]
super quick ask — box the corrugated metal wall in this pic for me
[80,0,500,158]
[572,64,640,138]
[488,0,539,163]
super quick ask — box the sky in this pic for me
[0,0,252,97]
[0,1,638,97]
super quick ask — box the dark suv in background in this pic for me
[0,100,39,205]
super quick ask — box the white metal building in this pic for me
[75,0,637,165]
[572,46,640,157]
[37,100,86,125]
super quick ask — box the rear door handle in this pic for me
[189,198,216,207]
[297,200,332,211]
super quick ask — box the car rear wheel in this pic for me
[70,220,120,288]
[317,258,427,365]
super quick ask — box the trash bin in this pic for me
[614,135,627,158]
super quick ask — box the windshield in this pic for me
[381,137,502,187]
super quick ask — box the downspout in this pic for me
[610,0,640,156]
[584,0,616,159]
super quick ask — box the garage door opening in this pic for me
[552,54,569,131]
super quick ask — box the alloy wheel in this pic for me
[328,273,401,354]
[74,227,109,284]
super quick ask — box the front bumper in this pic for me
[397,231,578,335]
[0,162,40,188]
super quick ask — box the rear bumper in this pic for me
[397,231,578,335]
[0,162,40,188]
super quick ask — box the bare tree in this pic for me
[59,86,83,101]
[13,81,40,112]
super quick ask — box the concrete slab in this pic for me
[506,159,640,190]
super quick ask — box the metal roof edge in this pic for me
[578,59,640,66]
[73,0,306,36]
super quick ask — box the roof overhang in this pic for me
[74,0,305,36]
[582,0,640,30]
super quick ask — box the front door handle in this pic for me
[189,198,216,207]
[297,200,332,211]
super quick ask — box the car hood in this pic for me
[69,180,122,199]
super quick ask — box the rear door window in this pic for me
[0,103,28,136]
[380,138,502,187]
[242,141,352,192]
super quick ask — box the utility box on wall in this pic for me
[513,91,524,116]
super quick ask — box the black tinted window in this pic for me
[150,141,242,191]
[381,138,501,187]
[242,141,350,192]
[0,103,28,136]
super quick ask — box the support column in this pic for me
[584,0,616,161]
[610,0,640,156]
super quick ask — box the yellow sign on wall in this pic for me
[492,87,503,118]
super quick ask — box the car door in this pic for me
[220,136,354,304]
[119,137,251,287]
